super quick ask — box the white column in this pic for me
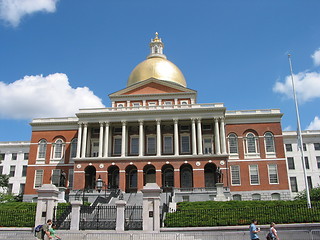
[76,123,82,158]
[197,118,203,155]
[139,120,144,157]
[174,119,179,155]
[220,117,227,154]
[143,100,146,106]
[81,123,88,158]
[121,121,126,157]
[214,118,221,154]
[103,122,109,157]
[156,120,161,156]
[98,122,104,157]
[191,118,197,155]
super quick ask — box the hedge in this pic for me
[164,200,320,227]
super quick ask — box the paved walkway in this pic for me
[0,224,320,240]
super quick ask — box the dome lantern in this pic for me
[148,32,166,59]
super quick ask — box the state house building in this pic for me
[23,34,291,202]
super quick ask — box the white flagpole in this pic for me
[288,54,311,208]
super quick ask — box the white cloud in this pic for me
[283,125,292,131]
[0,0,58,27]
[307,116,320,130]
[0,73,105,119]
[273,71,320,103]
[312,48,320,66]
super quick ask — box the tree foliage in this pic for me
[295,187,320,201]
[0,174,9,190]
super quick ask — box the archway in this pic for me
[180,164,193,188]
[162,164,174,191]
[84,165,96,189]
[143,164,156,185]
[125,165,137,193]
[204,163,217,188]
[108,165,119,189]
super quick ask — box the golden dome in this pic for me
[127,33,187,87]
[127,57,187,87]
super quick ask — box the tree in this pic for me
[294,187,320,201]
[0,174,9,190]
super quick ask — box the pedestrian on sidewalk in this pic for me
[267,222,279,240]
[249,219,261,240]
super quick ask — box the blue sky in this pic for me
[0,0,320,141]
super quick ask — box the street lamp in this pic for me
[96,175,107,198]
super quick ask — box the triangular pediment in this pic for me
[109,78,196,97]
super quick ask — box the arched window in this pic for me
[246,133,257,153]
[70,138,77,159]
[264,132,275,153]
[180,164,193,188]
[271,193,281,200]
[53,139,64,159]
[228,133,238,154]
[244,132,260,158]
[233,194,242,201]
[37,139,47,159]
[252,193,261,201]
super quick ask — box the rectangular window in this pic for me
[132,102,140,107]
[302,143,307,151]
[68,169,74,188]
[19,184,25,194]
[230,165,241,185]
[147,136,156,154]
[148,102,156,106]
[287,157,295,170]
[249,165,259,185]
[317,156,320,169]
[307,176,313,189]
[113,137,122,155]
[34,170,44,188]
[203,137,213,154]
[0,166,3,175]
[51,169,61,187]
[180,125,190,132]
[181,135,190,153]
[305,157,310,169]
[285,144,292,152]
[23,153,29,160]
[0,153,5,161]
[268,164,279,184]
[290,177,298,192]
[22,165,27,177]
[202,124,212,131]
[314,143,320,151]
[130,137,139,155]
[12,153,17,160]
[9,165,15,177]
[163,136,173,154]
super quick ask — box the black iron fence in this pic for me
[53,205,72,230]
[0,206,36,227]
[125,205,143,230]
[79,205,117,230]
[164,203,320,227]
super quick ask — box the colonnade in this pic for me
[75,118,227,158]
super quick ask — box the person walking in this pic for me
[36,219,52,240]
[249,219,261,240]
[268,222,279,240]
[49,223,61,239]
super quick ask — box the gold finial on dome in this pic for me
[152,32,161,42]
